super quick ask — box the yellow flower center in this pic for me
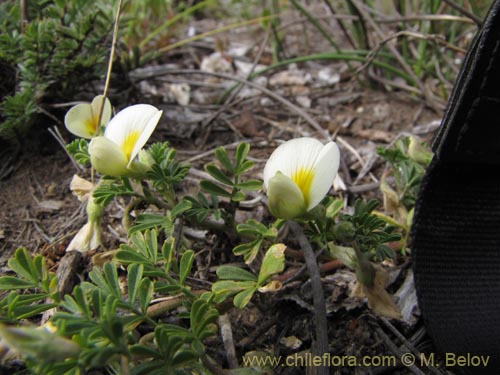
[291,167,314,206]
[122,131,141,160]
[85,117,98,134]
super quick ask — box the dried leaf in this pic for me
[355,265,402,319]
[37,200,64,212]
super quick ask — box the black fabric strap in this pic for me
[412,2,500,374]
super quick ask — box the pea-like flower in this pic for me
[89,104,162,177]
[263,137,340,219]
[64,95,112,138]
[66,193,103,253]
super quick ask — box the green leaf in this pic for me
[232,239,262,264]
[116,247,151,265]
[376,244,396,260]
[127,263,143,304]
[170,200,192,219]
[233,287,256,308]
[144,230,159,264]
[8,248,38,284]
[236,220,268,237]
[162,240,175,273]
[179,250,195,286]
[212,282,255,306]
[257,244,286,285]
[66,139,90,166]
[103,262,121,298]
[93,179,137,206]
[236,179,262,191]
[130,344,161,358]
[190,299,219,340]
[235,142,250,168]
[14,303,58,320]
[200,180,232,197]
[215,147,235,174]
[236,160,255,174]
[325,198,344,219]
[205,164,233,186]
[139,278,153,313]
[129,214,172,235]
[231,190,246,202]
[327,243,357,269]
[212,280,256,294]
[216,266,257,281]
[0,276,36,289]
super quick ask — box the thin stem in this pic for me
[156,14,279,55]
[288,221,329,375]
[91,0,123,185]
[96,0,123,134]
[120,355,130,375]
[442,0,482,26]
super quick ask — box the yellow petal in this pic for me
[290,166,315,207]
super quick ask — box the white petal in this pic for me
[64,103,95,138]
[263,137,324,189]
[267,172,307,219]
[66,221,101,253]
[104,104,162,164]
[69,175,94,202]
[90,95,112,128]
[89,136,128,177]
[307,141,340,209]
[128,108,163,166]
[66,222,92,252]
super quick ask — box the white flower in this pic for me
[89,104,162,177]
[66,221,101,253]
[66,195,103,253]
[263,137,340,219]
[64,95,112,138]
[69,174,94,203]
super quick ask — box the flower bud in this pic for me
[408,136,432,166]
[332,221,356,242]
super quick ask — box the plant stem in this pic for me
[289,221,329,375]
[96,0,123,134]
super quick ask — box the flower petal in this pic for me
[90,95,112,129]
[89,136,128,177]
[267,172,307,219]
[69,175,94,202]
[64,103,95,138]
[66,221,101,253]
[307,141,340,210]
[104,104,162,164]
[263,137,324,189]
[129,108,163,166]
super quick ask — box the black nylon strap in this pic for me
[412,2,500,374]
